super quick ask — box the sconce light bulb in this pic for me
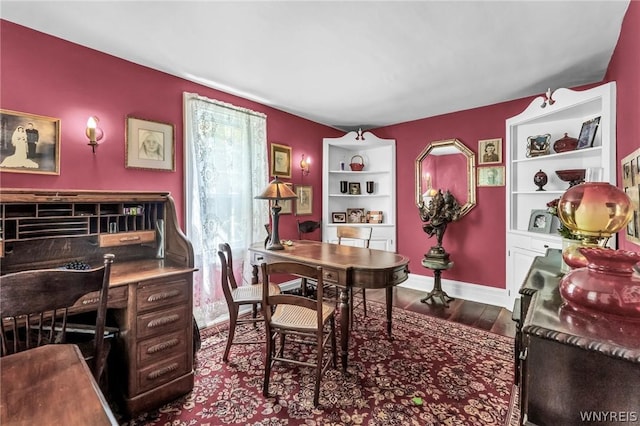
[300,154,310,175]
[86,116,103,153]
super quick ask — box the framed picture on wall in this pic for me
[478,138,502,164]
[295,185,313,215]
[270,143,292,179]
[477,166,505,187]
[126,116,175,171]
[0,109,60,175]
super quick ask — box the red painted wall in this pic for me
[2,3,637,291]
[374,99,530,289]
[605,0,640,253]
[0,20,340,235]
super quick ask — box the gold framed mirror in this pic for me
[415,138,476,217]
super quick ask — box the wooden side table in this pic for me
[420,258,454,306]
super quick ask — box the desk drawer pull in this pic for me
[147,338,180,354]
[120,235,141,242]
[147,289,181,303]
[147,363,179,380]
[147,314,180,329]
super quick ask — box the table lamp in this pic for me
[255,176,298,250]
[557,169,632,268]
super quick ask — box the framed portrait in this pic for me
[0,109,60,175]
[270,143,292,179]
[478,138,502,165]
[621,147,640,245]
[366,210,384,224]
[346,208,365,223]
[332,212,346,223]
[577,116,601,149]
[348,182,361,195]
[477,166,505,187]
[126,116,175,171]
[528,209,553,233]
[295,185,313,215]
[526,134,551,158]
[272,182,293,214]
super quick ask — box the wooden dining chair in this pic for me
[260,261,336,407]
[337,226,373,326]
[217,243,281,362]
[0,253,115,382]
[297,219,321,240]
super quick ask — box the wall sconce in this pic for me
[86,116,104,153]
[300,154,311,176]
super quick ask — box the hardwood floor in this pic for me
[363,286,516,338]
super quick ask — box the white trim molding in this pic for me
[399,273,511,310]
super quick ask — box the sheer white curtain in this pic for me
[183,92,269,328]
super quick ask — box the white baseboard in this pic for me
[280,274,512,310]
[399,273,511,310]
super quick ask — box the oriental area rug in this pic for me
[122,301,514,426]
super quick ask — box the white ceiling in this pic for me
[1,1,630,131]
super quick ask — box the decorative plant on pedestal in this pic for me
[418,189,461,262]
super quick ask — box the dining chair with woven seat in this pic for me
[336,226,372,327]
[218,242,281,362]
[0,253,115,383]
[261,261,336,407]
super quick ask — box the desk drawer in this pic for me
[322,268,340,284]
[137,277,189,312]
[136,352,188,393]
[136,304,189,340]
[137,329,188,367]
[98,230,156,248]
[73,285,128,311]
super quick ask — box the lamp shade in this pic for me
[255,177,298,200]
[557,182,632,240]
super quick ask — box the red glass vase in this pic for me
[559,247,640,319]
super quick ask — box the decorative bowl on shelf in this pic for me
[553,133,579,153]
[555,169,586,188]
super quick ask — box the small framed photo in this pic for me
[272,182,293,214]
[270,143,292,178]
[348,182,361,195]
[528,209,553,233]
[346,208,365,223]
[526,134,551,158]
[577,116,601,149]
[332,212,346,223]
[478,138,502,164]
[295,185,313,215]
[126,116,175,171]
[367,210,384,223]
[0,109,60,175]
[477,166,505,187]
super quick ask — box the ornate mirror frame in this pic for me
[415,138,477,217]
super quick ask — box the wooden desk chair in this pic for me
[297,219,321,240]
[217,243,281,362]
[0,253,115,382]
[261,261,336,407]
[337,226,372,326]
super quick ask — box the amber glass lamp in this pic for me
[558,182,632,243]
[255,177,298,250]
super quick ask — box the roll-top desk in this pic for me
[0,189,196,416]
[514,250,640,425]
